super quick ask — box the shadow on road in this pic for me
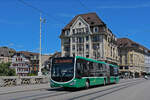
[46,83,116,92]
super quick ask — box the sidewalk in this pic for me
[0,83,50,95]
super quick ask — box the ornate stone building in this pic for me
[144,50,150,74]
[117,38,147,78]
[60,12,119,65]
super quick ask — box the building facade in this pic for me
[16,51,51,75]
[144,50,150,73]
[60,12,119,64]
[10,53,30,76]
[117,38,146,78]
[0,47,16,63]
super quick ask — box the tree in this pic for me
[0,62,16,76]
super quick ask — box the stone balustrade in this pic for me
[0,76,49,87]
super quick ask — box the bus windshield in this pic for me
[51,58,74,82]
[51,63,74,77]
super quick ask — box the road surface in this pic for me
[0,78,149,100]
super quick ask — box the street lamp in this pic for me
[38,13,45,76]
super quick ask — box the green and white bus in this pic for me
[50,56,119,88]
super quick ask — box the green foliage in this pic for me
[0,62,16,76]
[28,73,37,76]
[28,71,38,76]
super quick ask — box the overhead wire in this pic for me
[17,0,66,25]
[77,0,123,38]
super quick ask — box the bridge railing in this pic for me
[0,76,49,87]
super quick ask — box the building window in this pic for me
[93,43,99,50]
[125,66,129,69]
[86,52,89,58]
[120,66,123,69]
[110,47,112,57]
[92,35,100,42]
[130,54,133,64]
[77,37,84,43]
[93,27,99,33]
[86,27,89,33]
[125,55,127,64]
[72,29,75,34]
[64,38,70,44]
[76,28,84,33]
[86,36,89,41]
[86,44,89,50]
[64,46,70,51]
[72,53,75,57]
[120,55,122,64]
[77,45,83,51]
[72,45,75,51]
[65,30,70,35]
[72,37,75,43]
[86,54,89,58]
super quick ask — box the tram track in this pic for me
[12,91,71,100]
[69,79,146,100]
[0,78,140,96]
[11,78,145,100]
[0,78,145,100]
[38,79,145,100]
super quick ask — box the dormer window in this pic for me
[65,30,70,35]
[93,27,99,33]
[79,22,81,26]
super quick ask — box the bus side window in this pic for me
[114,67,119,76]
[76,63,82,77]
[97,63,103,76]
[102,64,107,76]
[94,63,99,77]
[89,62,94,76]
[82,63,89,77]
[110,66,114,76]
[89,62,93,69]
[76,59,88,77]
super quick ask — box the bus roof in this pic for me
[76,56,106,64]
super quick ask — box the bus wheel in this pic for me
[85,81,90,89]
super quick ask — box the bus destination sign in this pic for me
[54,59,73,64]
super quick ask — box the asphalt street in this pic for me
[0,78,149,100]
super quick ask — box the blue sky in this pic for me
[0,0,150,54]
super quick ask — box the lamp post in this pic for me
[38,13,44,76]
